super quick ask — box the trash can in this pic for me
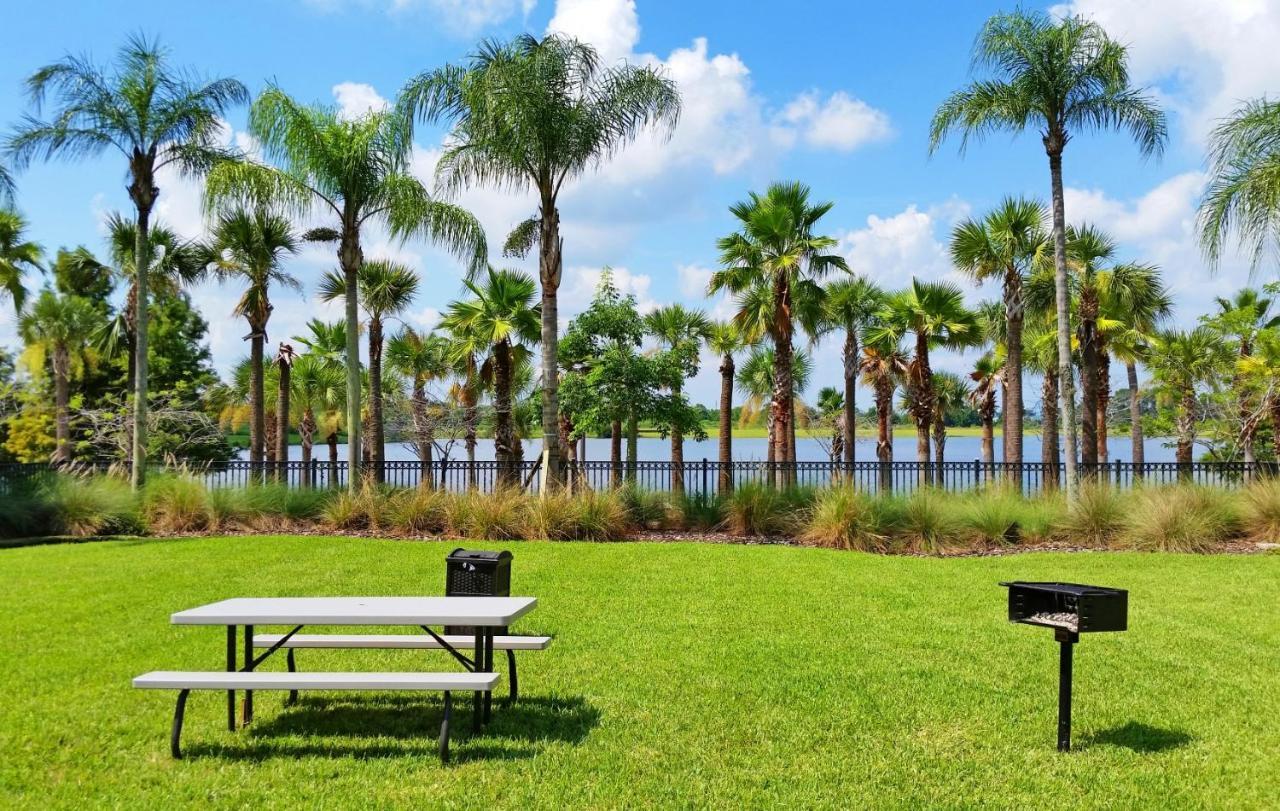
[445,548,513,636]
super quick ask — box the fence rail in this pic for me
[2,458,1276,496]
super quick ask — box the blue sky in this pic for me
[1,0,1276,406]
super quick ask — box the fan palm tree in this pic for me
[949,197,1046,475]
[1063,224,1116,470]
[1238,329,1280,465]
[644,304,710,495]
[930,371,972,472]
[860,334,909,492]
[705,320,747,493]
[821,276,883,467]
[439,268,541,486]
[0,209,42,315]
[318,259,419,482]
[400,34,680,487]
[387,326,453,477]
[815,386,845,464]
[293,319,350,480]
[8,34,248,487]
[273,342,298,480]
[205,87,485,491]
[1203,289,1279,467]
[1149,328,1231,469]
[288,351,342,487]
[19,289,99,462]
[930,10,1166,498]
[969,352,1002,473]
[1200,98,1280,269]
[205,207,300,472]
[713,181,848,485]
[867,279,979,481]
[736,345,813,466]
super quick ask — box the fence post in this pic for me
[1114,460,1122,488]
[973,458,981,487]
[701,458,709,497]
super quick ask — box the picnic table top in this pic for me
[170,596,537,627]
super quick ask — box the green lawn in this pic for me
[2,537,1276,808]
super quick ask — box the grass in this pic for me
[0,537,1276,808]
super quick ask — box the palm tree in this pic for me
[821,276,883,468]
[1021,320,1064,488]
[969,352,1002,474]
[1063,224,1116,471]
[0,209,42,315]
[736,345,813,467]
[8,35,248,488]
[293,319,350,482]
[206,208,300,473]
[1200,98,1280,269]
[644,304,710,495]
[288,351,342,487]
[816,387,845,464]
[205,88,485,491]
[949,197,1046,476]
[318,260,419,483]
[931,10,1166,499]
[930,371,972,473]
[439,268,541,486]
[19,289,99,462]
[1238,329,1280,465]
[273,342,298,480]
[400,34,680,487]
[705,320,747,493]
[387,326,453,478]
[859,334,908,492]
[713,181,848,485]
[1149,329,1231,469]
[1203,289,1279,467]
[0,161,14,206]
[868,279,979,482]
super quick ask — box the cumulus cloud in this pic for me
[777,91,894,152]
[558,265,657,315]
[332,82,389,120]
[837,200,972,294]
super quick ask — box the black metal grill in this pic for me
[444,549,512,637]
[1000,581,1129,751]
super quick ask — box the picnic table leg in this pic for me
[483,629,494,723]
[226,624,237,732]
[241,623,254,726]
[472,630,484,731]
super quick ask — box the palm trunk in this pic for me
[1042,366,1060,490]
[718,353,734,494]
[1127,361,1144,477]
[842,331,857,467]
[1079,290,1100,474]
[980,392,995,475]
[1271,395,1280,463]
[52,343,71,464]
[538,197,564,488]
[327,430,339,488]
[610,419,623,488]
[265,410,278,465]
[339,228,363,491]
[410,380,433,485]
[1096,347,1110,465]
[493,339,517,487]
[300,407,315,488]
[1004,266,1025,486]
[671,380,685,496]
[248,325,265,481]
[771,276,795,488]
[129,198,152,489]
[1046,143,1079,499]
[932,410,946,477]
[368,315,385,485]
[464,371,478,491]
[876,379,893,493]
[912,334,933,485]
[276,353,291,484]
[1176,389,1195,477]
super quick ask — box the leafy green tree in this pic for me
[143,291,218,396]
[931,9,1166,498]
[205,88,485,490]
[9,34,248,487]
[949,197,1046,473]
[645,304,710,495]
[705,320,747,492]
[1149,328,1231,467]
[319,260,419,482]
[18,289,99,461]
[401,34,680,485]
[440,268,541,486]
[1200,99,1280,269]
[0,209,42,314]
[206,207,300,470]
[713,181,848,484]
[821,276,883,466]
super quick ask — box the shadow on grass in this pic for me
[182,694,599,762]
[1081,721,1193,753]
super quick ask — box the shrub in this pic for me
[723,483,813,537]
[801,487,888,551]
[143,475,211,533]
[674,492,724,532]
[1119,486,1241,552]
[43,474,140,537]
[445,487,529,540]
[388,487,449,535]
[322,486,390,531]
[895,489,963,553]
[529,489,631,541]
[1239,478,1280,542]
[619,485,672,530]
[1017,495,1066,544]
[1057,484,1125,547]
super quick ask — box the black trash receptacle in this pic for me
[445,548,512,636]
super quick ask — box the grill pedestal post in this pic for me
[1056,628,1078,752]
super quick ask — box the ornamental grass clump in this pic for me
[895,489,963,553]
[801,486,889,551]
[1119,485,1241,553]
[445,487,529,540]
[529,489,631,541]
[618,485,672,530]
[1239,478,1280,542]
[322,486,391,531]
[143,474,211,533]
[41,473,141,537]
[388,487,449,535]
[723,483,813,537]
[1057,483,1125,547]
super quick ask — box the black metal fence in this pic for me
[1,458,1276,496]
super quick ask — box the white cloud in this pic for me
[837,200,972,293]
[546,0,638,64]
[778,91,894,152]
[559,265,657,315]
[1052,0,1280,142]
[332,82,389,121]
[677,263,713,299]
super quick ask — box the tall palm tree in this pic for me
[19,289,99,462]
[273,342,297,479]
[1063,224,1116,470]
[8,34,248,488]
[1022,320,1063,488]
[930,371,972,472]
[293,319,350,480]
[931,10,1166,498]
[0,209,42,315]
[319,259,419,482]
[1149,329,1231,469]
[821,276,883,468]
[387,326,452,477]
[439,268,541,486]
[206,207,300,473]
[644,304,710,495]
[737,345,813,466]
[705,320,747,493]
[1200,98,1280,269]
[713,181,848,485]
[205,88,485,491]
[868,279,979,480]
[816,387,845,464]
[288,351,342,487]
[401,34,680,487]
[860,334,908,492]
[969,352,1002,473]
[949,197,1046,476]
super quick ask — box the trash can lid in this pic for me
[447,548,513,562]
